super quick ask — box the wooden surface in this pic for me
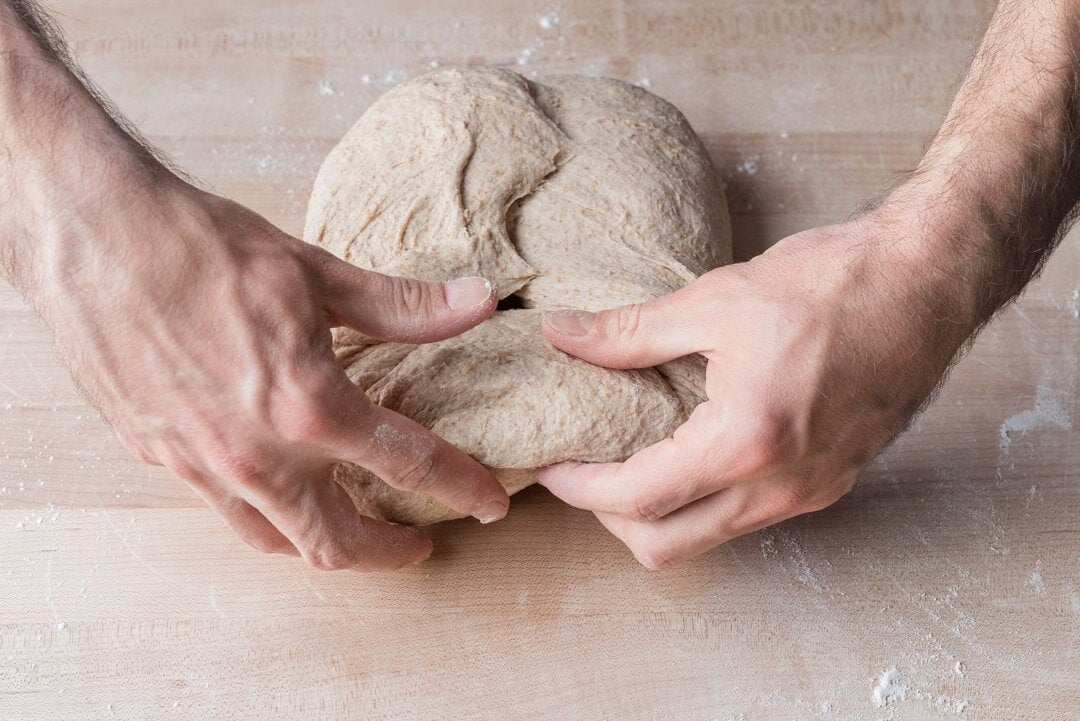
[2,1,1079,719]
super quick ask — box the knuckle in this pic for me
[242,531,285,555]
[624,532,683,571]
[632,541,678,571]
[604,303,645,341]
[277,395,337,445]
[393,278,431,316]
[742,414,799,474]
[214,451,272,494]
[387,449,440,494]
[628,493,668,523]
[304,540,356,571]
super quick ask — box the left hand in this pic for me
[538,210,975,569]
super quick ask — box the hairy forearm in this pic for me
[0,0,170,298]
[891,0,1080,326]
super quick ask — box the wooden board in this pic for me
[2,1,1078,719]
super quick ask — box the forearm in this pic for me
[0,0,168,299]
[888,0,1080,327]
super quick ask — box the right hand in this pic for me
[538,213,974,568]
[31,179,508,571]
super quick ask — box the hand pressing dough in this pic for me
[304,68,731,525]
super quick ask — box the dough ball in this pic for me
[304,68,731,525]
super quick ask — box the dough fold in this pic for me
[304,67,731,525]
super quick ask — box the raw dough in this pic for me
[304,68,731,525]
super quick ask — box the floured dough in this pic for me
[304,68,731,525]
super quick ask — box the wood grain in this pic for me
[2,1,1078,719]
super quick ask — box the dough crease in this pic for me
[304,68,731,525]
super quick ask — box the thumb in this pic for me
[541,282,708,369]
[314,250,497,343]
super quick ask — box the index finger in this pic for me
[535,404,733,522]
[325,384,510,524]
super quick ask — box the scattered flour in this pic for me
[1067,288,1080,319]
[937,696,971,715]
[539,12,560,29]
[1026,484,1038,507]
[1025,560,1047,596]
[318,80,336,96]
[735,159,758,175]
[869,667,970,715]
[519,9,568,68]
[998,374,1073,455]
[872,668,909,708]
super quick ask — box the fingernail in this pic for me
[545,310,594,336]
[411,539,434,564]
[445,276,494,310]
[476,502,508,525]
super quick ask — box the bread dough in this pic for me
[304,68,731,525]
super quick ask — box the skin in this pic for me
[540,0,1080,569]
[0,1,508,571]
[1,1,1075,572]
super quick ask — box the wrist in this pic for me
[0,15,175,303]
[864,170,1010,336]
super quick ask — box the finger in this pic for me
[310,247,496,343]
[593,486,765,570]
[535,404,733,521]
[207,493,299,557]
[595,475,847,570]
[168,465,298,556]
[536,440,719,523]
[216,496,299,556]
[541,275,716,369]
[249,468,434,572]
[338,400,509,524]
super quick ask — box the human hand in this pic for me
[538,212,975,569]
[32,180,508,571]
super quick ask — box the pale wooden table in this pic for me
[2,1,1078,719]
